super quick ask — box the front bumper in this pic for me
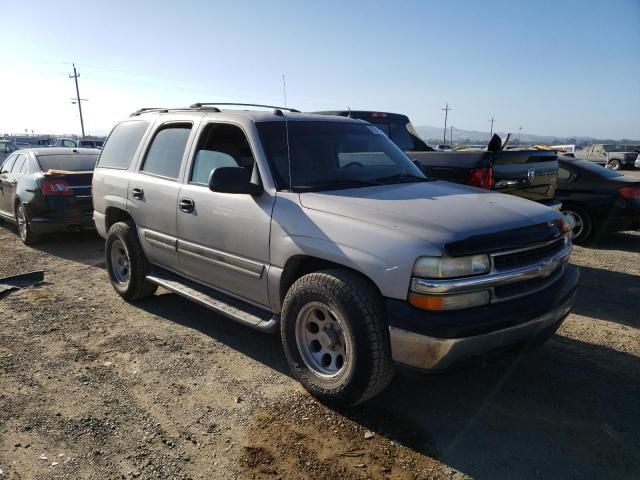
[390,294,573,370]
[387,264,579,371]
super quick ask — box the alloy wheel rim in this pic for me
[295,302,351,378]
[563,209,584,239]
[110,239,131,285]
[16,206,27,241]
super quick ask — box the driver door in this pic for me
[176,122,274,307]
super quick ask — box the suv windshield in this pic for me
[256,121,427,191]
[37,154,98,172]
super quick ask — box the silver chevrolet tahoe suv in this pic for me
[93,103,579,406]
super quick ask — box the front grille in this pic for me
[493,265,563,301]
[492,238,565,270]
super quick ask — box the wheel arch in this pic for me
[105,206,133,231]
[278,254,383,310]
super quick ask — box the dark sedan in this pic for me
[557,158,640,244]
[0,148,99,244]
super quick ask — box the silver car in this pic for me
[92,103,578,406]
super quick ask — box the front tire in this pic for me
[281,269,394,406]
[562,205,593,244]
[105,222,157,301]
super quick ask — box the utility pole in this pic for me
[442,103,451,144]
[518,126,523,146]
[69,63,85,138]
[450,125,453,147]
[489,116,495,138]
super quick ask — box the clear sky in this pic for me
[1,0,638,139]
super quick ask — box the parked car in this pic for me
[434,144,452,151]
[0,147,99,244]
[93,104,578,406]
[456,144,486,151]
[315,111,560,208]
[78,139,104,149]
[1,140,18,162]
[556,157,640,243]
[573,144,639,170]
[550,144,583,154]
[51,138,78,148]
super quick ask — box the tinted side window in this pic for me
[98,120,150,169]
[190,123,254,185]
[11,154,26,174]
[142,124,192,179]
[557,167,573,186]
[1,154,18,173]
[389,121,415,150]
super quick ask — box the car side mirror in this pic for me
[208,166,263,195]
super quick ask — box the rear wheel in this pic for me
[15,202,38,245]
[607,159,621,170]
[281,269,394,406]
[562,205,593,244]
[105,222,157,301]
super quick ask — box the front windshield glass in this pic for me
[256,121,427,191]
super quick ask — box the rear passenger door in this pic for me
[176,122,275,307]
[127,120,197,271]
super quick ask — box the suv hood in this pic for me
[299,181,562,254]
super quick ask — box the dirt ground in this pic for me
[1,188,639,478]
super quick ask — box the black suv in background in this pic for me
[315,110,560,207]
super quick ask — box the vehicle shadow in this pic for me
[133,291,291,376]
[590,231,640,253]
[30,230,105,267]
[572,264,639,327]
[344,335,640,479]
[130,292,640,479]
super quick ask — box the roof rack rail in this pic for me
[190,102,300,113]
[130,107,169,116]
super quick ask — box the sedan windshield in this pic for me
[256,121,427,191]
[37,154,98,172]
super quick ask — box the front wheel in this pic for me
[281,269,394,406]
[105,222,157,301]
[562,205,593,244]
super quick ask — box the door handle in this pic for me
[179,197,194,213]
[131,187,144,200]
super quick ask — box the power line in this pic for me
[69,63,85,137]
[442,103,451,144]
[489,116,495,138]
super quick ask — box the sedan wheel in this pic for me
[15,203,37,245]
[562,206,593,244]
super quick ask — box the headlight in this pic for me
[413,254,490,278]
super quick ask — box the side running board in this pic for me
[145,268,279,333]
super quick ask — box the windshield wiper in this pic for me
[293,179,379,192]
[373,173,431,184]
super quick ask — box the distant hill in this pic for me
[414,125,637,146]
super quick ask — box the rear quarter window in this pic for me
[98,120,150,169]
